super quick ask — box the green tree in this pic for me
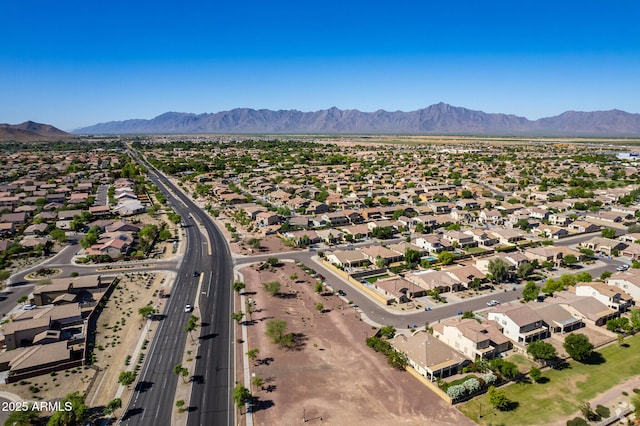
[173,364,189,383]
[49,228,67,243]
[375,255,386,268]
[118,371,136,387]
[404,248,420,265]
[575,272,592,282]
[529,367,543,383]
[231,311,244,324]
[314,281,323,293]
[184,315,200,342]
[522,281,540,302]
[252,375,266,391]
[438,251,455,266]
[516,262,534,280]
[103,397,122,416]
[263,280,281,296]
[600,271,612,280]
[387,350,409,369]
[233,384,252,413]
[601,228,617,239]
[138,304,156,320]
[47,392,87,426]
[4,404,40,425]
[488,386,513,411]
[526,340,557,365]
[265,318,294,348]
[246,348,259,364]
[562,254,578,267]
[564,333,594,362]
[315,302,324,312]
[379,325,396,339]
[265,257,279,267]
[488,258,510,283]
[232,281,246,293]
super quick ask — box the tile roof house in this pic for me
[488,304,550,346]
[391,331,469,381]
[575,282,633,312]
[432,317,511,360]
[608,270,640,302]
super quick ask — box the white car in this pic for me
[487,300,500,307]
[23,304,36,310]
[184,304,193,313]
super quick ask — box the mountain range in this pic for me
[69,103,639,137]
[0,121,71,142]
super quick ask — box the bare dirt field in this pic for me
[239,260,473,426]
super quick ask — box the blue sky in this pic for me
[2,0,639,130]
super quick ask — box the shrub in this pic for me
[462,378,481,394]
[481,372,497,386]
[446,384,466,401]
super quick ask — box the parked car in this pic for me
[23,304,36,310]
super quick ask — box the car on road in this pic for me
[616,264,630,271]
[23,304,36,310]
[193,271,199,277]
[184,304,193,313]
[336,290,346,296]
[487,299,500,306]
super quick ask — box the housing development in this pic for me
[1,136,640,425]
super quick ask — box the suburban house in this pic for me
[325,250,370,269]
[579,237,627,256]
[114,199,145,216]
[406,270,464,293]
[531,303,583,334]
[559,295,619,327]
[479,209,503,224]
[432,317,511,360]
[415,235,451,253]
[524,246,563,266]
[390,330,469,381]
[372,277,427,303]
[2,304,83,350]
[567,220,601,234]
[360,245,403,266]
[488,304,550,346]
[463,229,498,247]
[608,270,640,301]
[442,230,476,248]
[255,212,280,226]
[575,282,633,312]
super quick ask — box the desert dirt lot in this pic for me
[238,260,473,426]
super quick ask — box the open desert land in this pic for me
[237,260,473,426]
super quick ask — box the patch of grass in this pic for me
[459,333,640,425]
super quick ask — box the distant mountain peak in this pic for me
[0,121,70,141]
[73,104,640,137]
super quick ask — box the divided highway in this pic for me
[123,152,234,426]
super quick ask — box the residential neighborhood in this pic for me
[1,137,640,425]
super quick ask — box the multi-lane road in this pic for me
[122,153,234,426]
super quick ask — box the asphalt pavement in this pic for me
[120,152,234,426]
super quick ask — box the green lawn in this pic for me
[365,274,389,283]
[459,334,640,425]
[507,354,538,373]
